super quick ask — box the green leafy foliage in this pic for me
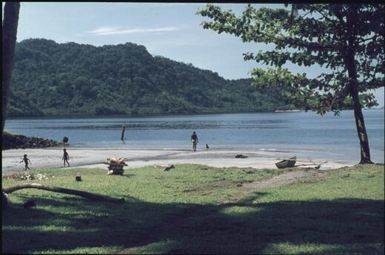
[198,4,384,115]
[8,39,293,117]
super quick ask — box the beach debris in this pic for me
[23,199,36,209]
[163,164,175,171]
[105,157,127,175]
[235,154,248,158]
[295,164,322,171]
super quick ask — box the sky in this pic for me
[3,2,384,107]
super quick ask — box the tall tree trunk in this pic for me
[2,2,20,134]
[344,7,373,164]
[348,72,373,164]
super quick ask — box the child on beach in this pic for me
[63,149,70,167]
[20,154,31,170]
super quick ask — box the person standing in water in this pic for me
[121,125,126,143]
[191,131,199,152]
[63,149,70,167]
[20,154,31,170]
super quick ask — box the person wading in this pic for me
[191,131,199,152]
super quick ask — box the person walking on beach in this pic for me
[191,131,199,152]
[63,149,70,167]
[121,125,126,143]
[20,154,31,170]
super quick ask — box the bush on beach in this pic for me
[2,131,60,150]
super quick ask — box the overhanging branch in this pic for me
[3,183,125,204]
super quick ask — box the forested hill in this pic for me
[8,38,294,117]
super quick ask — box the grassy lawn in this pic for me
[2,164,384,254]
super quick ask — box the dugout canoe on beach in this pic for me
[275,156,297,169]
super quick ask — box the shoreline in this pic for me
[5,108,383,120]
[1,147,355,176]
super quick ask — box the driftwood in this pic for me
[295,164,321,169]
[3,183,124,203]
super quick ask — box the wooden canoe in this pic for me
[275,156,297,169]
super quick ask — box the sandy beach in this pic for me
[1,146,354,176]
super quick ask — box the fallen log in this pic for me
[3,183,124,204]
[295,164,321,169]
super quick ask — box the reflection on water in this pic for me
[4,110,384,163]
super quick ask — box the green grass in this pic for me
[2,164,384,254]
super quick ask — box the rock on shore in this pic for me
[2,132,60,150]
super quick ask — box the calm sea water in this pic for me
[4,110,384,163]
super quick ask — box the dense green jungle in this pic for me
[8,39,296,117]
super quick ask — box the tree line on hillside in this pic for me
[8,39,297,117]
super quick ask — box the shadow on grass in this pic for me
[2,192,384,254]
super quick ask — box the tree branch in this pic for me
[3,183,125,204]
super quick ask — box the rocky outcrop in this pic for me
[2,132,60,150]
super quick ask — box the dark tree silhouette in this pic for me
[2,2,20,134]
[2,2,20,207]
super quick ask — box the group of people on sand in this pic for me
[20,148,70,171]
